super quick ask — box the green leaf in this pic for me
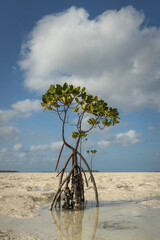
[53,102,60,108]
[75,97,81,104]
[94,96,99,101]
[87,103,93,113]
[62,96,66,103]
[69,84,74,91]
[86,94,94,103]
[56,84,62,95]
[106,121,112,126]
[66,95,73,104]
[41,102,47,107]
[87,118,96,125]
[63,82,68,91]
[81,87,86,93]
[81,103,85,111]
[115,120,120,124]
[80,131,87,138]
[42,94,48,104]
[102,118,109,125]
[72,132,79,139]
[91,150,97,154]
[73,107,79,112]
[101,119,105,125]
[72,87,81,96]
[48,85,55,94]
[81,92,87,101]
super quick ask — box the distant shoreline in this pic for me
[0,170,19,173]
[0,170,159,173]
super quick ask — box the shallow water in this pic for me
[31,188,53,192]
[0,199,160,240]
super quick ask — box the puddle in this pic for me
[32,188,53,192]
[0,199,160,240]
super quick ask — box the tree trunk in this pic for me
[71,152,85,208]
[50,151,98,210]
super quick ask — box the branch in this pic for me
[62,108,74,151]
[57,152,74,178]
[57,108,64,122]
[55,143,64,172]
[85,117,99,133]
[77,110,85,132]
[75,111,86,150]
[98,124,105,130]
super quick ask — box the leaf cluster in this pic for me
[72,131,87,139]
[87,150,97,154]
[41,83,77,110]
[41,82,120,139]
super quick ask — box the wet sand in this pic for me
[0,172,160,239]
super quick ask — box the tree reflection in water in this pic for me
[50,202,99,240]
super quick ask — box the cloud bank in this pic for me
[11,99,41,117]
[0,140,63,170]
[19,6,160,112]
[0,125,20,142]
[29,141,63,152]
[12,143,22,151]
[0,99,41,142]
[97,129,142,148]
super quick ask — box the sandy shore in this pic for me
[0,172,160,239]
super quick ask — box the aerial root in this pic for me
[50,152,99,210]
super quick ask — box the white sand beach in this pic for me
[0,172,160,239]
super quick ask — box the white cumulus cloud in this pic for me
[0,126,20,142]
[29,141,63,152]
[0,99,41,125]
[0,99,42,143]
[147,125,156,131]
[19,6,160,112]
[14,152,26,159]
[12,143,22,151]
[11,99,41,117]
[0,110,17,125]
[97,129,142,148]
[0,148,7,153]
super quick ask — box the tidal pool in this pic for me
[0,198,160,240]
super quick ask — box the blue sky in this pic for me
[0,0,160,172]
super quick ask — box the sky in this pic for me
[0,0,160,172]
